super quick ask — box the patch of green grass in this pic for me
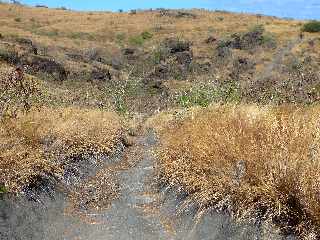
[34,29,59,37]
[116,32,126,41]
[0,185,7,194]
[115,32,126,46]
[114,95,128,115]
[302,21,320,33]
[152,47,169,64]
[129,35,145,46]
[218,81,241,103]
[261,33,277,48]
[141,31,153,40]
[129,31,153,46]
[176,82,241,108]
[177,86,216,108]
[68,32,95,41]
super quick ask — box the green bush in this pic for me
[141,31,153,40]
[129,31,153,46]
[0,185,7,194]
[14,17,21,22]
[68,32,95,40]
[116,32,126,42]
[302,21,320,33]
[261,33,277,49]
[129,35,144,46]
[176,82,241,108]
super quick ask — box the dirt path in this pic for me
[0,130,288,240]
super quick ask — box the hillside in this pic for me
[1,3,319,114]
[1,2,320,240]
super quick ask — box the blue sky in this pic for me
[15,0,320,19]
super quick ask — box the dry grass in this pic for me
[69,168,120,213]
[0,3,306,56]
[0,107,123,193]
[155,104,320,238]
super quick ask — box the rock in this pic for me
[158,9,196,19]
[122,48,136,56]
[84,48,106,63]
[205,36,218,44]
[175,11,197,19]
[111,57,123,70]
[66,52,85,62]
[164,38,191,54]
[175,51,193,66]
[150,64,169,79]
[91,67,112,81]
[0,47,19,64]
[122,48,140,61]
[22,55,68,81]
[216,45,232,58]
[15,37,33,46]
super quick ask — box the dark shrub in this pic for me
[158,9,196,18]
[216,41,232,58]
[22,55,68,81]
[175,11,196,19]
[0,48,19,64]
[302,21,320,33]
[237,25,265,49]
[91,67,112,81]
[84,48,106,63]
[164,38,191,53]
[130,9,137,15]
[216,25,276,56]
[35,5,48,8]
[14,37,33,45]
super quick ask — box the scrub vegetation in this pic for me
[0,2,320,238]
[154,105,320,238]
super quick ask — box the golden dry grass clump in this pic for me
[0,66,42,119]
[156,104,320,236]
[0,107,123,193]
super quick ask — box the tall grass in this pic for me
[156,104,320,238]
[0,107,123,193]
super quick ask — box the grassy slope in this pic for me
[1,3,319,112]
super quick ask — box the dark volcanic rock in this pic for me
[158,9,197,19]
[205,36,218,44]
[122,48,136,56]
[22,55,68,81]
[111,57,123,70]
[175,51,193,66]
[164,38,191,54]
[91,67,112,81]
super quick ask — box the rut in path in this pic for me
[0,130,289,240]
